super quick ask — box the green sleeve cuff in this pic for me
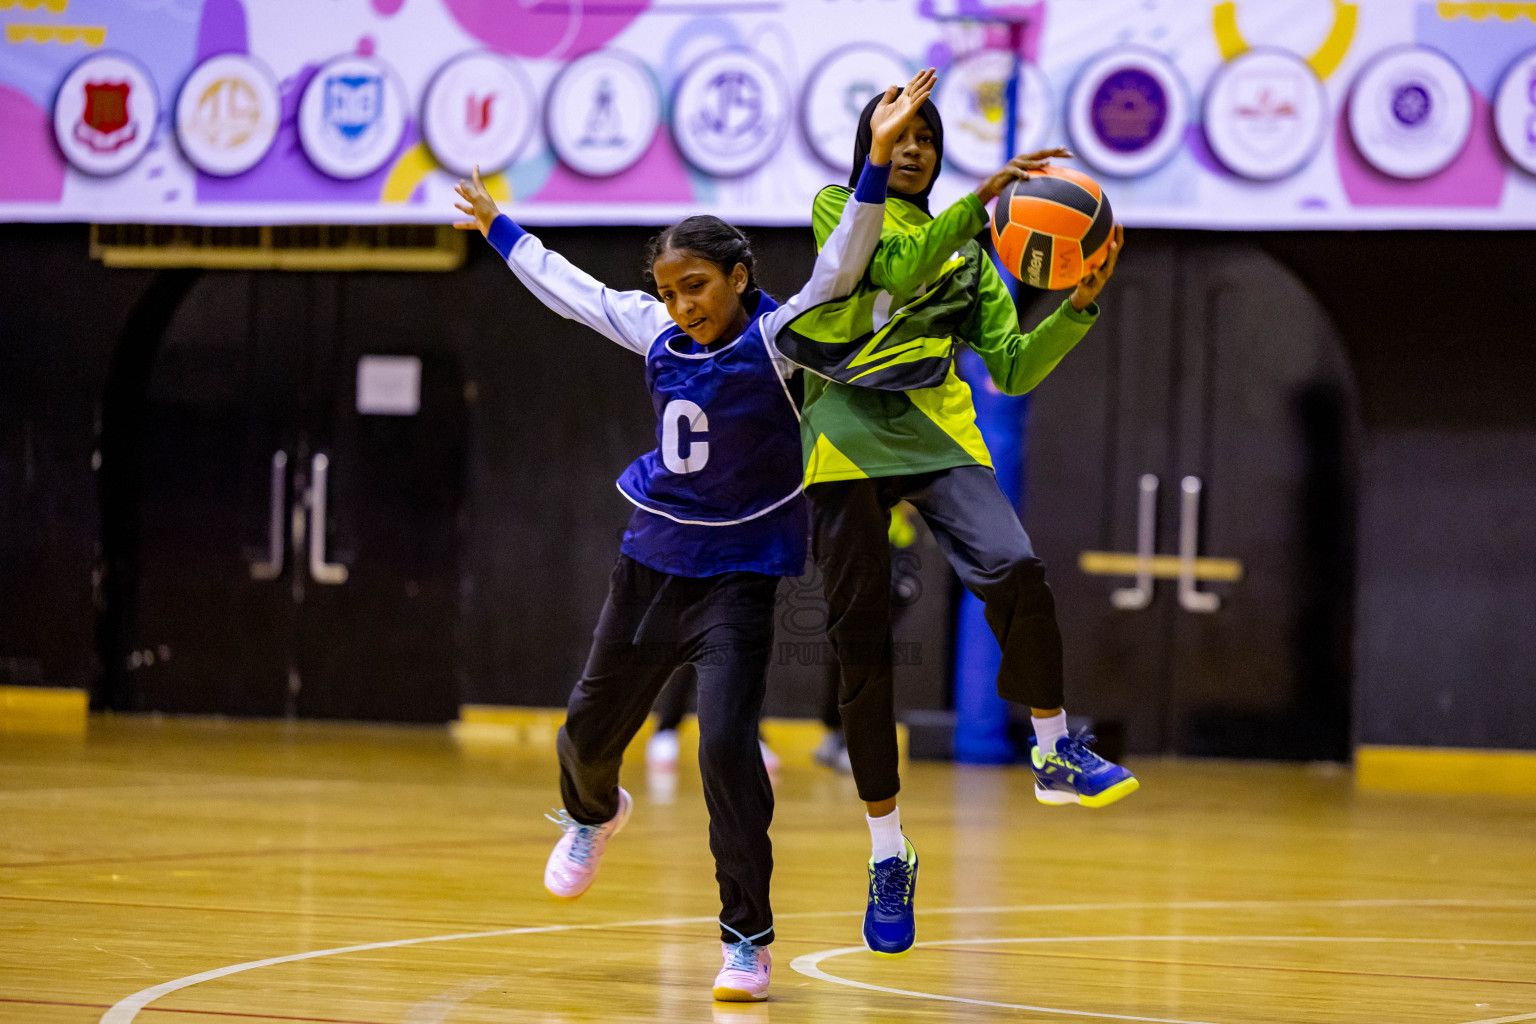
[1061,298,1098,322]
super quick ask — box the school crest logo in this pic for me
[1068,48,1187,178]
[298,55,408,180]
[801,44,910,172]
[934,50,1051,177]
[1203,49,1326,181]
[175,54,280,177]
[423,51,538,177]
[1493,47,1536,175]
[672,49,790,178]
[1347,46,1472,180]
[53,53,158,176]
[79,81,133,151]
[545,50,659,178]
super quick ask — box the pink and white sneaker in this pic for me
[713,939,771,1002]
[543,787,632,900]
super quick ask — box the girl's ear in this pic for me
[730,262,749,296]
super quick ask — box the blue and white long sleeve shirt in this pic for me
[484,159,892,578]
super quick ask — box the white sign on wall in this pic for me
[356,356,422,416]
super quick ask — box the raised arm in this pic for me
[454,168,671,355]
[814,147,1074,297]
[760,157,891,353]
[763,69,934,356]
[967,226,1123,395]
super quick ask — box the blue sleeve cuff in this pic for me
[852,157,891,205]
[486,213,525,260]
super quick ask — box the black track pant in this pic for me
[807,465,1064,803]
[557,555,778,945]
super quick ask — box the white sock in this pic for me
[1032,711,1069,754]
[867,808,905,862]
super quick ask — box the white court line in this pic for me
[789,934,1536,1024]
[99,899,1536,1024]
[791,941,1224,1024]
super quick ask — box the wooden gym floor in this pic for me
[2,717,1534,1024]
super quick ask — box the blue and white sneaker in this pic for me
[863,836,918,957]
[1030,730,1139,808]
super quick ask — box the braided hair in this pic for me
[644,215,760,302]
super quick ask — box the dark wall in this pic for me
[0,222,946,719]
[1,225,149,690]
[1256,231,1536,750]
[2,223,1533,748]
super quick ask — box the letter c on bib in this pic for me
[661,399,709,474]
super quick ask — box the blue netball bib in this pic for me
[617,294,803,527]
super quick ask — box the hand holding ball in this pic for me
[991,166,1115,291]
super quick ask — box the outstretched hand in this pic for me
[1070,224,1125,312]
[975,147,1072,205]
[868,67,937,166]
[453,166,500,237]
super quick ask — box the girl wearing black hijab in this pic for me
[779,84,1128,959]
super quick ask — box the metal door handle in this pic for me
[249,450,287,580]
[307,453,349,585]
[1178,475,1220,613]
[1111,474,1158,610]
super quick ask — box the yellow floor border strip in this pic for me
[1356,744,1536,797]
[0,685,89,735]
[453,705,907,766]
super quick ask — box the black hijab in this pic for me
[848,87,943,214]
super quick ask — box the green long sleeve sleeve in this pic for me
[964,256,1098,396]
[812,187,988,297]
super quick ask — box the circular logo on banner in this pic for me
[672,49,791,178]
[53,52,158,176]
[298,55,408,180]
[545,50,659,178]
[801,44,910,172]
[422,51,538,178]
[1203,48,1327,181]
[934,51,1052,177]
[1347,46,1472,180]
[175,53,280,177]
[1493,47,1536,176]
[1068,47,1187,177]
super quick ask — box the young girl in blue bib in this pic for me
[452,69,936,1003]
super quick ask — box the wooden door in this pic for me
[292,274,467,722]
[126,272,296,715]
[1023,235,1182,753]
[1024,234,1357,757]
[115,272,467,722]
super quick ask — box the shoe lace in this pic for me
[724,939,761,973]
[1054,729,1109,772]
[871,856,912,914]
[544,809,601,867]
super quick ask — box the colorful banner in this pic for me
[2,0,1536,228]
